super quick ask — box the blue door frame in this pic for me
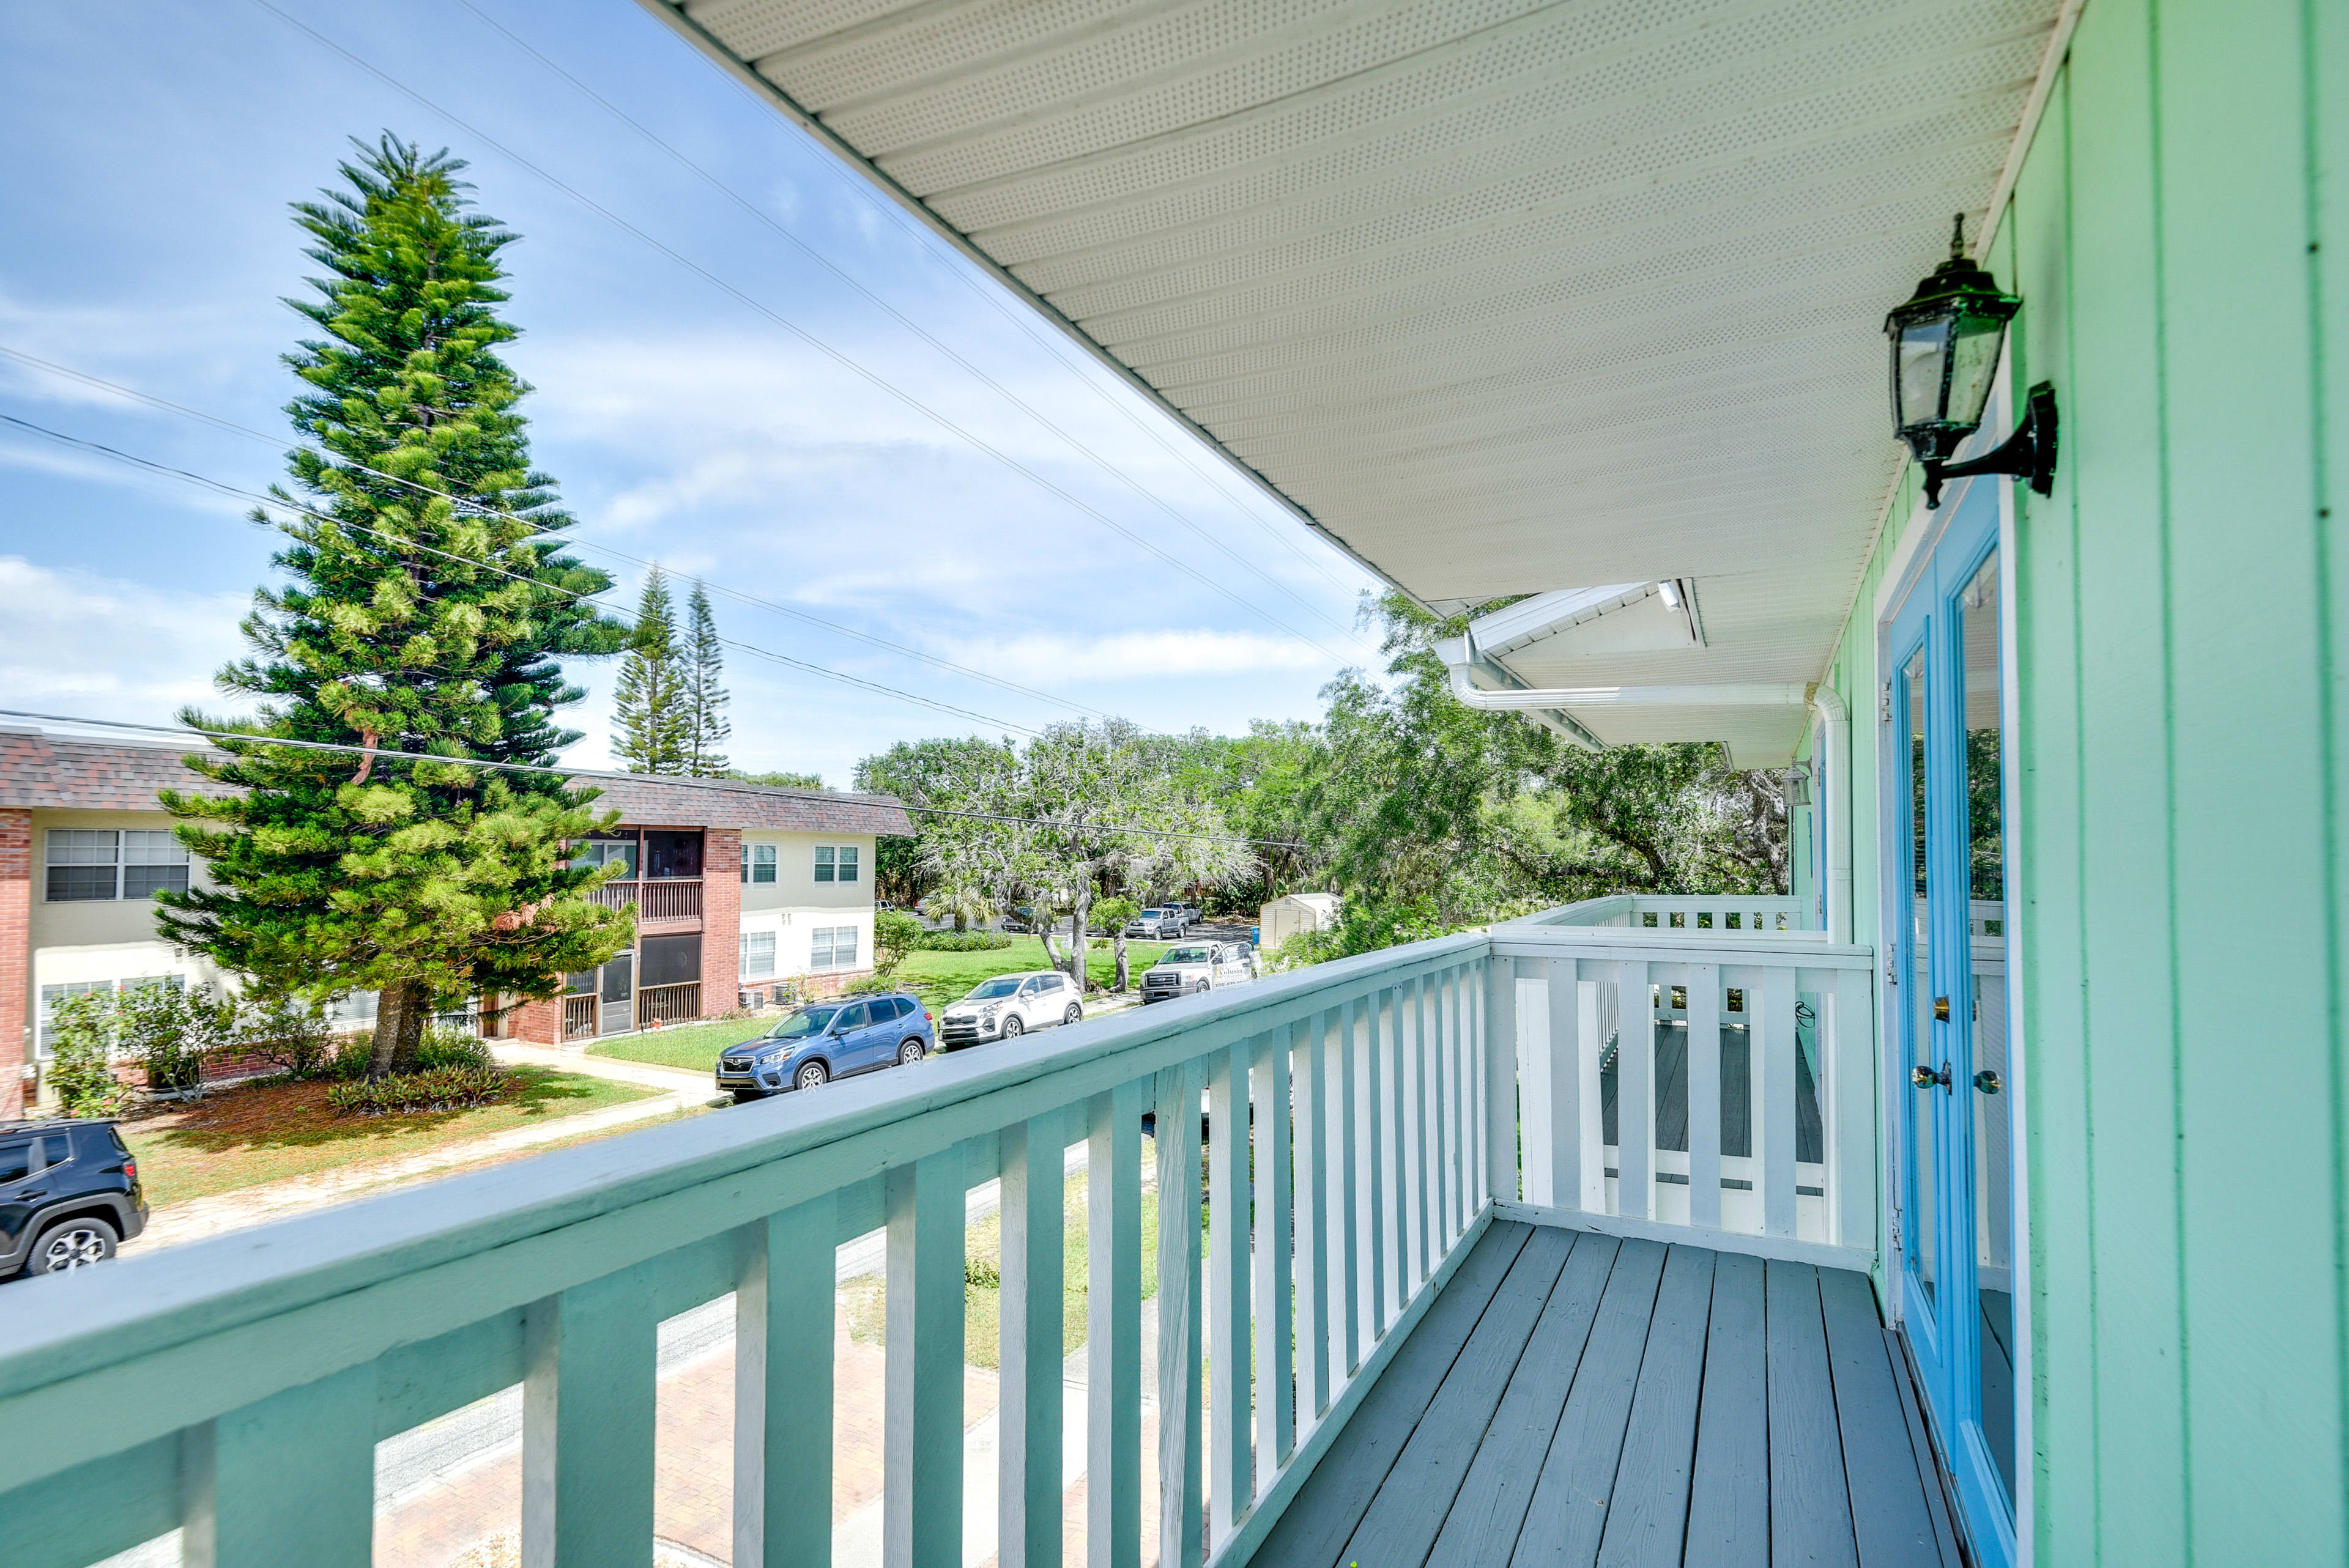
[1888,475,2019,1566]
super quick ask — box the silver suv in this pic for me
[1124,906,1184,939]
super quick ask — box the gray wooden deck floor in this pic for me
[1255,1221,1961,1568]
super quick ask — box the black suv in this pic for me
[0,1119,148,1279]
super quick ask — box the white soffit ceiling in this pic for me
[644,0,2062,760]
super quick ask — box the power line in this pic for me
[247,0,1362,668]
[0,341,1108,719]
[0,709,1313,851]
[0,410,1044,736]
[447,0,1366,642]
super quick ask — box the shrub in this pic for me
[915,930,1013,952]
[843,974,897,996]
[874,909,923,975]
[114,981,233,1098]
[45,992,133,1119]
[239,992,336,1079]
[413,1026,492,1071]
[326,1063,513,1115]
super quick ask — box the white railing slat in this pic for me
[1207,1040,1251,1544]
[885,1149,967,1568]
[185,1360,376,1567]
[1088,1084,1145,1568]
[1759,966,1799,1237]
[1357,991,1387,1349]
[1483,958,1516,1210]
[1293,1013,1332,1423]
[1687,962,1723,1229]
[1249,1030,1293,1489]
[737,1197,836,1568]
[997,1116,1065,1568]
[1405,974,1430,1286]
[1331,1004,1361,1378]
[1831,967,1877,1248]
[1156,1061,1205,1568]
[524,1268,659,1568]
[1615,962,1654,1219]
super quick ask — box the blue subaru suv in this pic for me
[1,1117,148,1280]
[716,991,933,1101]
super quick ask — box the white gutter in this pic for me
[1811,684,1852,944]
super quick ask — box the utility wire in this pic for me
[0,410,1044,736]
[656,10,1363,599]
[448,0,1365,640]
[0,709,1313,851]
[0,342,1107,719]
[248,0,1360,668]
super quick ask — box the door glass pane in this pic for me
[1960,550,2017,1506]
[1906,647,1937,1307]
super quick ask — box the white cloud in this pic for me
[0,557,252,722]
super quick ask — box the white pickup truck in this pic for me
[1140,940,1257,1004]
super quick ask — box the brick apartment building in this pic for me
[0,727,911,1116]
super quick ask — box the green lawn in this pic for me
[122,1067,658,1207]
[589,937,1173,1074]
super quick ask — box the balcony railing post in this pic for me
[1206,1041,1252,1544]
[735,1196,835,1568]
[1248,1032,1294,1487]
[1688,961,1724,1229]
[523,1267,659,1568]
[1154,1060,1204,1568]
[182,1361,376,1568]
[1087,1082,1145,1567]
[1483,955,1520,1208]
[1828,967,1876,1248]
[885,1148,966,1568]
[1329,1005,1360,1379]
[1293,1013,1331,1423]
[1758,967,1799,1238]
[1354,991,1386,1351]
[998,1114,1067,1568]
[1616,962,1655,1219]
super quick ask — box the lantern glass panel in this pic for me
[1946,311,2009,430]
[1896,319,1951,428]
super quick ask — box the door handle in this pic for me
[1973,1069,2003,1095]
[1912,1063,1951,1090]
[1933,995,1951,1021]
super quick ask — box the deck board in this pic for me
[1332,1227,1576,1568]
[1424,1233,1620,1568]
[1255,1221,1532,1566]
[1264,1227,1946,1568]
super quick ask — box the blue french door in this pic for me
[1888,476,2018,1565]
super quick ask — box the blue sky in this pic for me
[0,1,1378,785]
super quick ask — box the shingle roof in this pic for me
[584,774,914,837]
[0,729,916,837]
[0,728,230,811]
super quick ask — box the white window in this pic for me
[741,843,777,885]
[814,845,859,884]
[810,925,861,970]
[739,930,777,979]
[45,829,190,902]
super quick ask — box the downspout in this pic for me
[1809,683,1852,944]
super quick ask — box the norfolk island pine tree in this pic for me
[612,564,690,774]
[158,135,634,1079]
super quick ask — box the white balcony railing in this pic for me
[1532,890,1817,934]
[0,904,1873,1568]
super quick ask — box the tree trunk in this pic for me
[1067,887,1091,991]
[1113,933,1130,993]
[368,978,430,1081]
[1040,926,1065,972]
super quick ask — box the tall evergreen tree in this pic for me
[612,566,688,773]
[159,135,634,1077]
[683,579,729,777]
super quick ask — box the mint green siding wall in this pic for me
[1820,1,2349,1559]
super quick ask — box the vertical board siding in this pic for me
[1809,0,2349,1557]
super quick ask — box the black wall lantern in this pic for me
[1886,215,2058,508]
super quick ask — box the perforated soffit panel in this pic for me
[647,0,2059,760]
